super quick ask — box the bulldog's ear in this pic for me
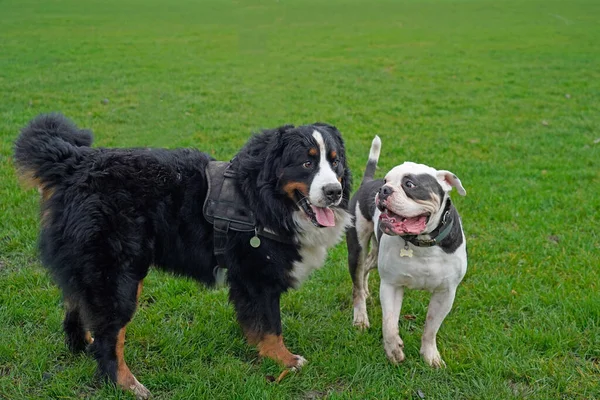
[436,170,466,196]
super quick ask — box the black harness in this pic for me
[202,161,294,281]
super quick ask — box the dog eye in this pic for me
[405,180,416,188]
[331,159,339,168]
[302,161,313,169]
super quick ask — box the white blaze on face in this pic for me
[309,130,341,207]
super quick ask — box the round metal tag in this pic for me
[250,236,261,248]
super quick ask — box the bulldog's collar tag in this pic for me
[400,240,414,258]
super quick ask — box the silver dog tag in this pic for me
[400,248,413,258]
[400,240,413,258]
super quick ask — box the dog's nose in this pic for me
[379,185,393,201]
[323,183,342,203]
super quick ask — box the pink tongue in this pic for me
[401,216,427,234]
[311,205,335,227]
[381,214,427,235]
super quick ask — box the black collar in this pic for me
[403,198,454,248]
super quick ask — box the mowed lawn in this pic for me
[1,0,599,398]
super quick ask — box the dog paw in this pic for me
[421,347,446,368]
[353,312,370,330]
[384,337,405,364]
[130,382,152,399]
[285,354,308,370]
[118,372,151,399]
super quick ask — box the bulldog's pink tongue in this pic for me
[311,205,335,227]
[380,213,427,235]
[402,216,427,234]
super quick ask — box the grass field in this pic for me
[1,0,599,398]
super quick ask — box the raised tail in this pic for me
[362,135,381,182]
[14,113,93,190]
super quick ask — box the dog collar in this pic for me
[404,199,454,248]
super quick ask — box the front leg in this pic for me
[229,282,306,369]
[420,289,457,368]
[380,281,405,364]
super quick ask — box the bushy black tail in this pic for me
[14,113,93,190]
[362,135,381,182]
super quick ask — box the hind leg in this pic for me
[348,220,375,329]
[88,280,150,399]
[63,298,93,353]
[361,236,379,299]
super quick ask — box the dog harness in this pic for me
[203,161,294,283]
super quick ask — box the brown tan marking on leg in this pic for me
[84,330,94,344]
[136,280,144,301]
[115,280,150,399]
[256,334,300,368]
[115,327,149,398]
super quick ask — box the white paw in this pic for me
[421,346,446,368]
[130,380,152,399]
[276,356,307,383]
[353,309,370,330]
[292,355,308,370]
[384,336,405,364]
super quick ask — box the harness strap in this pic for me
[213,218,230,267]
[203,161,294,284]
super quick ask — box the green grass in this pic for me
[1,0,599,398]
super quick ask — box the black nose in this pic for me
[379,185,393,200]
[323,183,342,202]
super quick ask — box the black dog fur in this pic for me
[14,113,351,396]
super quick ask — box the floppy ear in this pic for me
[256,125,293,185]
[436,170,466,196]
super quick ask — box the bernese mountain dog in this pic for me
[13,113,352,398]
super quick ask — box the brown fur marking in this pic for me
[16,168,55,200]
[115,327,137,390]
[256,334,298,368]
[282,181,309,201]
[115,280,148,396]
[84,331,94,344]
[16,168,40,190]
[330,150,337,159]
[308,147,318,156]
[136,281,143,301]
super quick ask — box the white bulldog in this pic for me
[347,136,467,367]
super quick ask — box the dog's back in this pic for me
[14,114,217,283]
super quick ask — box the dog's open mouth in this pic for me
[295,191,335,227]
[379,207,429,236]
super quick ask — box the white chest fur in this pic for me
[290,209,352,287]
[377,234,467,292]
